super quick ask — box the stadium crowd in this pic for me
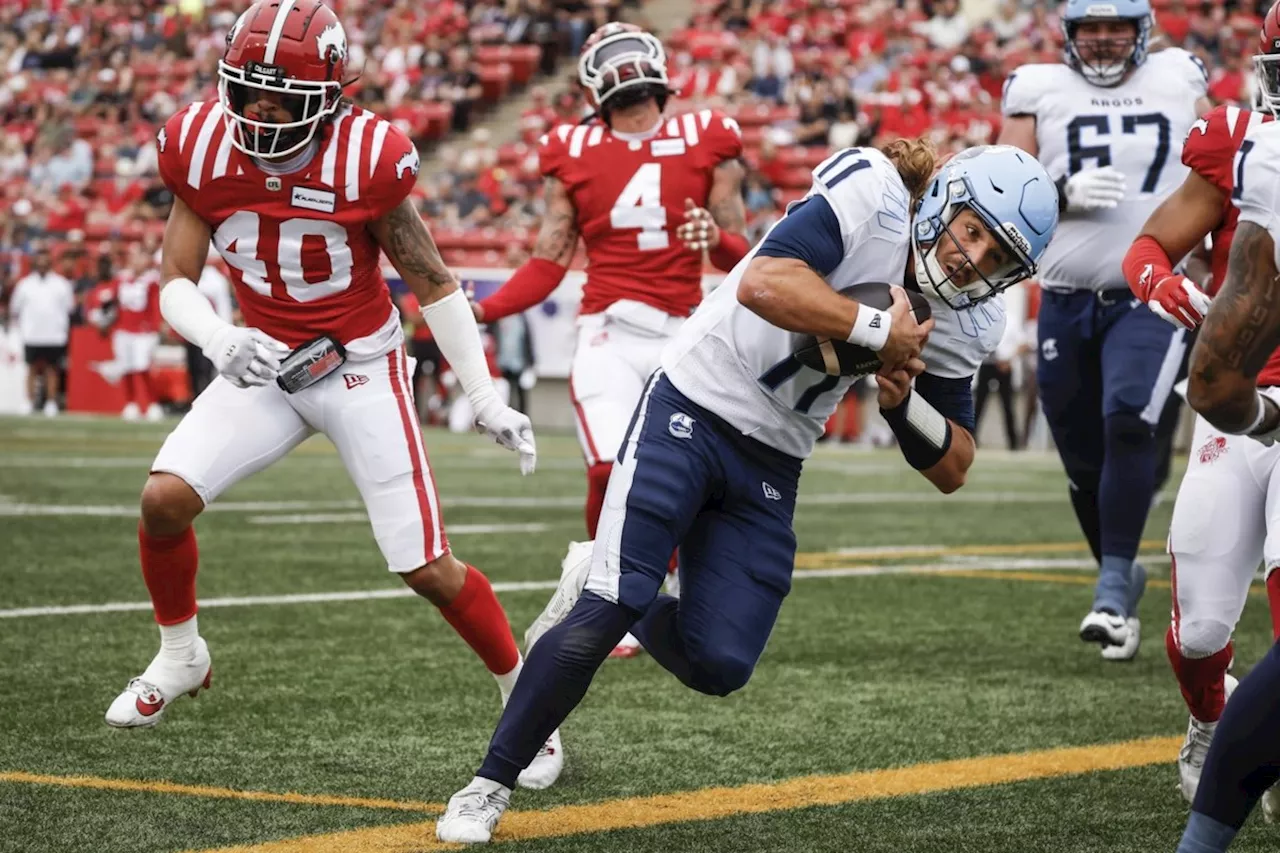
[0,0,1273,425]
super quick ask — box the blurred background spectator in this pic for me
[0,0,1273,421]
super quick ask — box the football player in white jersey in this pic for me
[1172,106,1280,853]
[997,0,1211,660]
[434,142,1059,843]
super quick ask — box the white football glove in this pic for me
[202,325,289,388]
[474,400,538,475]
[1064,166,1127,212]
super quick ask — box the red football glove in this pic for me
[1145,273,1212,331]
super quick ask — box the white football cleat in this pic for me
[609,632,644,659]
[121,402,141,421]
[144,403,164,422]
[1178,674,1238,804]
[42,399,58,417]
[517,729,563,790]
[436,777,511,844]
[105,637,212,728]
[1100,617,1141,661]
[524,540,594,652]
[1079,610,1129,647]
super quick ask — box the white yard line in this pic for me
[0,559,1093,620]
[246,517,550,534]
[0,491,1065,519]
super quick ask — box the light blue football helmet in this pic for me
[912,145,1059,310]
[1061,0,1153,87]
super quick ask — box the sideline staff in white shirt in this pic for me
[9,247,75,416]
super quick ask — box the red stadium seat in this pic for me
[477,64,513,103]
[473,45,540,85]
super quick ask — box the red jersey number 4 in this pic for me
[611,162,669,251]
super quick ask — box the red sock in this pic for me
[139,522,199,625]
[1266,566,1280,641]
[439,566,520,675]
[133,371,154,410]
[123,372,140,406]
[585,462,612,538]
[1166,625,1233,722]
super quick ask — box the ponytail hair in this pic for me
[879,136,938,207]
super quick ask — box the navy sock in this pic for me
[1095,414,1158,615]
[1191,640,1280,830]
[477,592,632,789]
[1176,812,1239,853]
[630,594,696,685]
[1067,483,1103,565]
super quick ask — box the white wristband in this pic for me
[847,304,891,352]
[1245,391,1272,435]
[160,277,229,351]
[420,288,501,415]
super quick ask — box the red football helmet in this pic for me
[217,0,349,159]
[577,22,669,121]
[1255,0,1280,119]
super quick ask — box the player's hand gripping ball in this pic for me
[792,282,932,378]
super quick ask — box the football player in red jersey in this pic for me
[90,243,166,421]
[103,0,563,789]
[471,22,748,657]
[1122,5,1280,814]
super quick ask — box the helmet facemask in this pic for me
[578,31,669,125]
[1063,16,1149,87]
[217,59,342,159]
[913,177,1037,310]
[1255,52,1280,120]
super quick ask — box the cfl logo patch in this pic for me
[668,412,695,439]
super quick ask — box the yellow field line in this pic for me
[928,569,1274,600]
[793,539,1166,568]
[0,771,441,813]
[195,735,1181,853]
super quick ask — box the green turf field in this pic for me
[1,414,1276,853]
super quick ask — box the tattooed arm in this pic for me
[1187,221,1280,433]
[472,177,578,323]
[528,176,580,266]
[677,158,750,271]
[368,197,459,307]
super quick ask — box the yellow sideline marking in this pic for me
[0,771,441,813]
[793,539,1166,568]
[198,735,1180,853]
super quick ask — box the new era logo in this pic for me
[762,482,782,501]
[343,373,369,389]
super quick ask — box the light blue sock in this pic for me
[1176,811,1238,853]
[1126,562,1147,616]
[1093,554,1132,617]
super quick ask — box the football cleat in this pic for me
[516,729,563,790]
[436,777,511,844]
[1079,610,1129,647]
[1178,674,1238,804]
[609,632,644,659]
[105,637,212,728]
[524,540,594,653]
[1100,617,1141,662]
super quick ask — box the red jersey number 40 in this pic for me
[611,162,669,251]
[213,211,354,303]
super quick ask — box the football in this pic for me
[792,282,933,377]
